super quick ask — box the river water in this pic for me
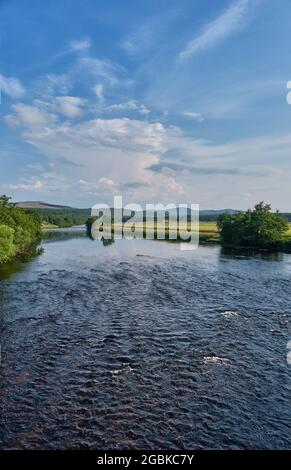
[0,227,290,449]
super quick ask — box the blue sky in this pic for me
[1,0,291,209]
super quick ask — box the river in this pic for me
[0,227,290,449]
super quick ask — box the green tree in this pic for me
[0,195,42,264]
[0,195,11,207]
[0,225,16,263]
[217,202,288,249]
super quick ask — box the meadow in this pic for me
[93,220,291,247]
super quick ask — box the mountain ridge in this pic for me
[15,201,238,214]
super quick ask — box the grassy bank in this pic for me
[41,223,59,229]
[199,221,291,250]
[87,216,291,252]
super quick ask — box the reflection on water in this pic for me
[0,227,290,449]
[42,225,87,244]
[220,246,285,262]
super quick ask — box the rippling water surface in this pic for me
[0,228,290,449]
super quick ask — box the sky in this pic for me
[1,0,291,210]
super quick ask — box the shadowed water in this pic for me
[0,228,290,449]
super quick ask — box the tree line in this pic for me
[27,208,91,228]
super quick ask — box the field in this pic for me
[108,221,291,244]
[199,221,291,243]
[198,222,220,242]
[92,220,221,243]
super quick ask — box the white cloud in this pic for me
[121,17,160,57]
[77,57,124,86]
[179,0,253,61]
[99,177,115,187]
[5,103,55,127]
[183,111,204,122]
[23,118,166,157]
[68,38,91,52]
[3,180,43,191]
[93,83,104,101]
[5,97,291,208]
[121,9,179,57]
[139,104,151,115]
[54,96,86,117]
[26,163,44,172]
[6,96,86,125]
[105,100,150,115]
[0,73,25,98]
[34,73,72,98]
[13,117,170,200]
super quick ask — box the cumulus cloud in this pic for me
[2,180,43,191]
[99,177,115,187]
[53,96,86,117]
[10,116,178,201]
[4,95,290,207]
[5,95,87,125]
[105,100,150,115]
[5,103,55,127]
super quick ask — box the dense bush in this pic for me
[0,225,15,263]
[217,202,288,249]
[0,195,42,264]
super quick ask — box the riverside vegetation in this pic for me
[86,202,291,252]
[0,195,42,264]
[31,207,90,228]
[1,195,291,265]
[217,202,291,251]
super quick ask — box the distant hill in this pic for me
[16,202,238,213]
[15,202,91,228]
[15,201,73,210]
[200,209,237,215]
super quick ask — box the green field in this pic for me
[199,221,291,243]
[41,223,59,230]
[83,215,291,252]
[281,223,291,240]
[198,222,220,242]
[91,220,221,243]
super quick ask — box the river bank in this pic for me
[0,199,42,265]
[85,219,291,253]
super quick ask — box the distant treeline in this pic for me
[25,206,291,227]
[199,214,224,221]
[86,208,291,224]
[0,195,42,264]
[27,208,91,228]
[200,212,291,222]
[281,213,291,222]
